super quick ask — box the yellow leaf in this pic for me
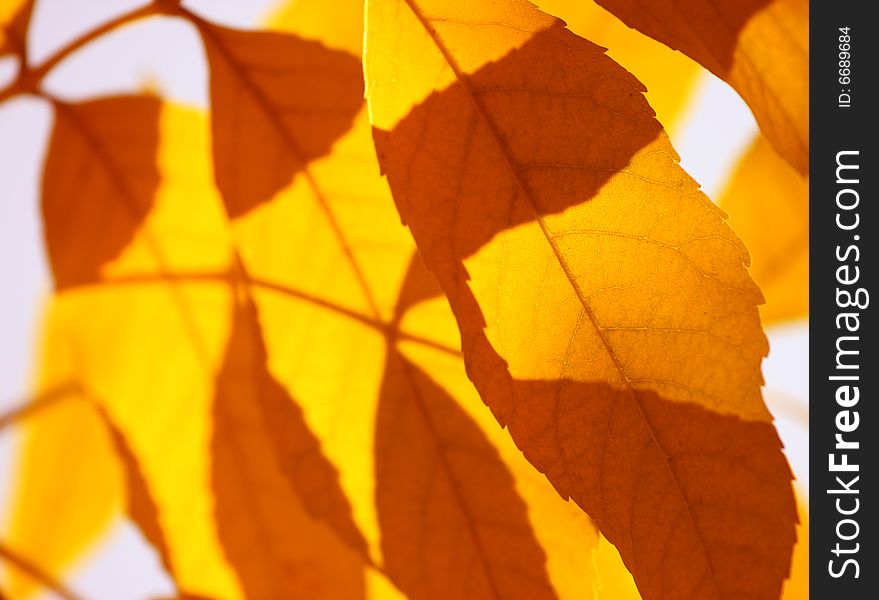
[21,73,600,599]
[591,0,809,174]
[42,97,161,289]
[268,0,365,56]
[210,297,366,600]
[226,6,603,594]
[719,135,808,324]
[178,6,364,218]
[93,403,177,582]
[29,99,239,599]
[533,0,700,133]
[3,292,121,599]
[3,384,121,600]
[235,103,601,600]
[365,0,796,598]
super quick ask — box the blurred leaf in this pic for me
[42,96,161,289]
[3,316,121,600]
[720,135,808,324]
[186,10,364,218]
[591,0,808,174]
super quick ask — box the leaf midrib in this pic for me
[395,1,722,594]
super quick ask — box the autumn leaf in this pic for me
[588,0,809,174]
[92,403,177,582]
[594,489,809,599]
[15,77,600,600]
[3,317,121,600]
[42,96,162,288]
[233,81,601,600]
[211,295,366,600]
[375,259,557,600]
[178,5,364,218]
[533,0,700,132]
[365,1,796,599]
[0,541,85,600]
[719,135,808,324]
[1,0,808,598]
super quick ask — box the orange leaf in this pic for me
[3,313,121,600]
[211,296,366,600]
[42,96,161,289]
[28,98,373,598]
[227,11,601,592]
[719,135,808,324]
[591,0,809,174]
[374,259,556,600]
[533,0,700,133]
[2,387,121,600]
[235,105,598,599]
[365,0,796,598]
[92,403,177,581]
[184,8,364,218]
[22,101,237,598]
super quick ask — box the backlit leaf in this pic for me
[365,0,796,598]
[719,135,808,324]
[591,0,808,174]
[533,0,700,132]
[228,7,603,592]
[234,102,600,600]
[42,96,161,289]
[93,403,176,581]
[26,100,241,599]
[211,296,366,600]
[183,8,364,218]
[3,314,121,600]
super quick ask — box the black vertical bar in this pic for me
[810,1,876,597]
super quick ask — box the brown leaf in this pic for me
[377,349,558,600]
[42,96,161,289]
[592,0,808,174]
[211,294,366,600]
[365,1,796,598]
[228,284,368,555]
[185,9,364,218]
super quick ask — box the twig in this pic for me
[0,381,80,432]
[0,540,87,600]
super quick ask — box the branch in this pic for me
[0,381,80,432]
[0,2,163,104]
[0,540,87,600]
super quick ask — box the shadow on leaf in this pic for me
[372,21,663,260]
[192,15,364,218]
[211,294,366,599]
[42,96,161,289]
[595,0,773,73]
[371,14,796,600]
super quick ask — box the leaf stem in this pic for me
[0,2,163,104]
[0,381,80,432]
[0,540,88,600]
